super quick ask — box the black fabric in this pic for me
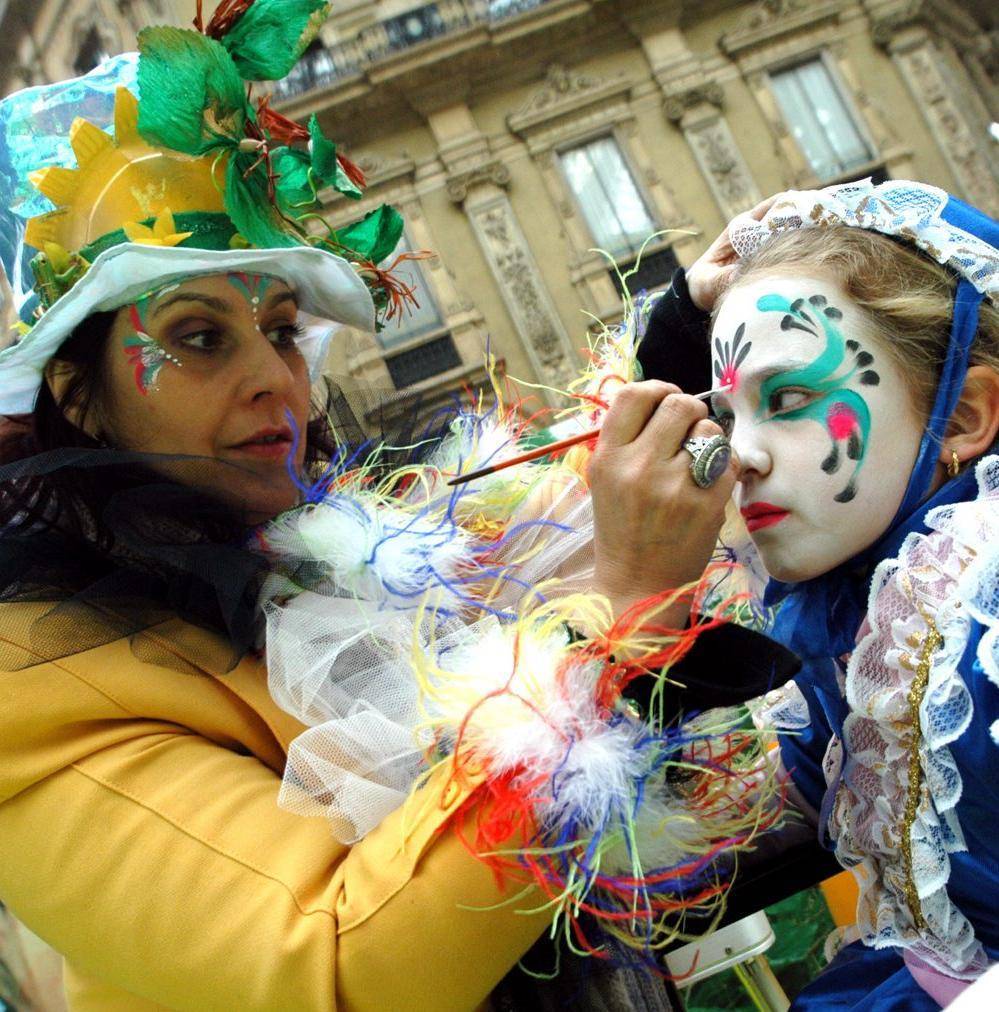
[641,621,801,718]
[613,621,800,729]
[0,379,434,672]
[637,268,712,391]
[0,448,271,671]
[490,928,682,1011]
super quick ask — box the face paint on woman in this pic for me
[121,273,283,396]
[226,273,275,327]
[711,275,926,583]
[121,295,184,395]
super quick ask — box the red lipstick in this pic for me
[740,501,790,533]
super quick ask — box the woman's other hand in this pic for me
[589,381,736,625]
[686,195,779,313]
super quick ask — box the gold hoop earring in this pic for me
[948,450,961,478]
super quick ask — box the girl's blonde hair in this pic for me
[723,227,999,416]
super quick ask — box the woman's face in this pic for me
[710,274,926,583]
[100,272,311,521]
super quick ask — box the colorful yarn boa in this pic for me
[258,294,785,965]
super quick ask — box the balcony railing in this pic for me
[274,0,553,100]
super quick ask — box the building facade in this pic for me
[1,0,997,428]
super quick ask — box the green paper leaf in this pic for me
[308,115,362,200]
[334,204,404,265]
[271,146,318,213]
[137,27,248,155]
[222,0,331,81]
[308,115,337,183]
[225,153,300,249]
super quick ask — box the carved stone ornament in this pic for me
[446,160,512,205]
[469,198,576,393]
[516,63,603,118]
[868,1,987,50]
[664,82,725,122]
[687,119,762,218]
[745,0,810,28]
[507,63,633,139]
[352,151,416,187]
[721,0,842,58]
[895,42,999,215]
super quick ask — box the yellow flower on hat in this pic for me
[122,209,193,247]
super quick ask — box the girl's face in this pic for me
[710,274,926,583]
[101,273,311,522]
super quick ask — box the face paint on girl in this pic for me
[710,275,926,583]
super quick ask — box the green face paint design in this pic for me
[755,293,881,503]
[122,297,182,395]
[122,274,283,395]
[226,273,275,326]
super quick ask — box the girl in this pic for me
[640,179,999,1009]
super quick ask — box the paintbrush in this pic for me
[445,385,727,487]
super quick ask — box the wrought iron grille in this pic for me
[273,1,554,101]
[612,246,679,297]
[385,334,462,389]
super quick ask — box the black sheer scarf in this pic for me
[0,379,433,673]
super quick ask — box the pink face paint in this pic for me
[122,300,182,395]
[827,402,860,441]
[713,323,752,394]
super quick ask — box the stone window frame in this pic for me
[762,48,883,186]
[508,64,697,320]
[318,151,488,409]
[555,128,663,263]
[722,2,913,191]
[373,227,449,353]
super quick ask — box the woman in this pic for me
[0,8,773,1009]
[639,179,999,1009]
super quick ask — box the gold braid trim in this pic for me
[899,616,944,931]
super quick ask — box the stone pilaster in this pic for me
[664,86,763,220]
[459,189,577,397]
[640,28,762,220]
[871,5,999,216]
[431,102,577,399]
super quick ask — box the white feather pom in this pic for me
[429,621,658,832]
[266,497,473,608]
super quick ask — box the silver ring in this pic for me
[682,434,732,489]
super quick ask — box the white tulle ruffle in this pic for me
[265,464,597,842]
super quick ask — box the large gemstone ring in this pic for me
[682,434,732,489]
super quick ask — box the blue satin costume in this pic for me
[768,196,999,1010]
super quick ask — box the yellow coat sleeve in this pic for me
[0,661,547,1011]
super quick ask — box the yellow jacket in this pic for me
[0,604,547,1010]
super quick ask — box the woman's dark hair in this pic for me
[0,311,119,543]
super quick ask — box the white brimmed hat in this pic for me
[0,243,374,414]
